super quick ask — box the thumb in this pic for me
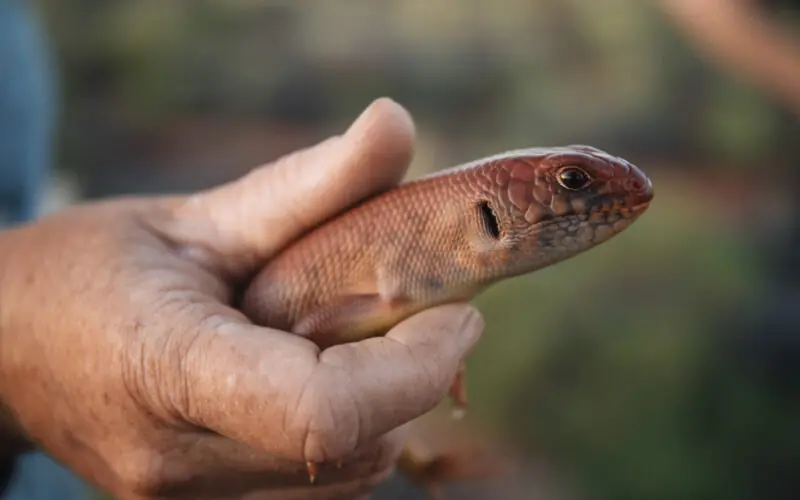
[163,98,415,277]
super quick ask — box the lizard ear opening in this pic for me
[477,201,501,240]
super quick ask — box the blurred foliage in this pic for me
[34,1,800,499]
[469,186,776,500]
[37,0,799,187]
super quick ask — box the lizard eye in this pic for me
[557,166,592,191]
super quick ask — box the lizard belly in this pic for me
[292,262,485,348]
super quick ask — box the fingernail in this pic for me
[456,306,485,356]
[461,305,485,333]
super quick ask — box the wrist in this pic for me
[0,228,33,457]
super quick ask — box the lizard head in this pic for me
[473,145,653,271]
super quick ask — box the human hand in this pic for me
[0,99,484,499]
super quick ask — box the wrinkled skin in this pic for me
[0,99,484,500]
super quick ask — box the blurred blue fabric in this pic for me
[3,454,88,500]
[0,0,54,225]
[0,1,89,498]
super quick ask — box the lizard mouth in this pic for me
[585,201,650,218]
[537,200,651,228]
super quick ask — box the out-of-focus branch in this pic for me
[658,0,800,114]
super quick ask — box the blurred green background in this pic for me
[28,0,800,499]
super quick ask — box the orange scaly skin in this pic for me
[241,144,654,487]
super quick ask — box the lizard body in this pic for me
[241,144,653,489]
[243,145,653,347]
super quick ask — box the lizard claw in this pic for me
[306,461,318,484]
[448,361,468,419]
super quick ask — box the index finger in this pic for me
[179,303,484,464]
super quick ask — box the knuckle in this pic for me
[122,299,224,426]
[296,370,360,463]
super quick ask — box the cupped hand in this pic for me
[0,99,484,499]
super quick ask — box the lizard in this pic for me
[240,144,654,488]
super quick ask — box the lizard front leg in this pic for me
[291,271,477,483]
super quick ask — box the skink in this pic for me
[241,144,654,486]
